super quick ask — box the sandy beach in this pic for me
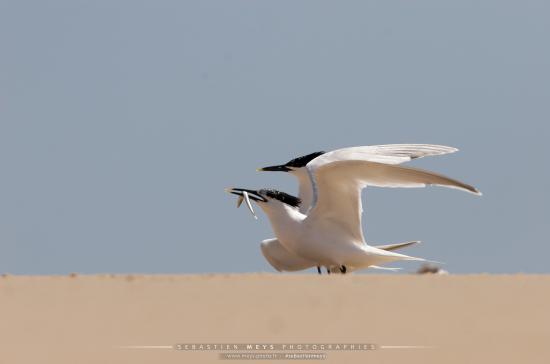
[1,274,549,363]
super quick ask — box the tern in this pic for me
[256,144,470,273]
[228,144,480,273]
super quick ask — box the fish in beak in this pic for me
[242,191,257,220]
[225,188,266,220]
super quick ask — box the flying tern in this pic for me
[258,144,462,214]
[255,144,472,273]
[228,144,480,274]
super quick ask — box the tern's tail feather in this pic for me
[418,258,445,265]
[400,256,444,265]
[360,245,432,267]
[374,240,420,252]
[369,265,402,272]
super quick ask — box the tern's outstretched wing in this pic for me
[297,144,457,212]
[307,160,480,243]
[309,144,458,169]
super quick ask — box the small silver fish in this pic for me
[242,191,258,220]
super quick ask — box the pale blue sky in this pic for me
[1,1,548,274]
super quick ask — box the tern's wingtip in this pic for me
[467,187,482,196]
[425,259,446,265]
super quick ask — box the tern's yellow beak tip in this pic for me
[256,168,263,172]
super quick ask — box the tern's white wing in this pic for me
[309,144,458,169]
[260,238,315,272]
[297,144,457,213]
[307,160,480,243]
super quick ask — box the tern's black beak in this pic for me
[256,164,291,172]
[225,188,267,202]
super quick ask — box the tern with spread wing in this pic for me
[256,144,473,273]
[228,144,480,274]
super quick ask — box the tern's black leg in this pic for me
[317,266,322,275]
[326,267,331,274]
[339,265,347,274]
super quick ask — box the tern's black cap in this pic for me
[285,151,326,168]
[259,189,302,208]
[258,151,326,172]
